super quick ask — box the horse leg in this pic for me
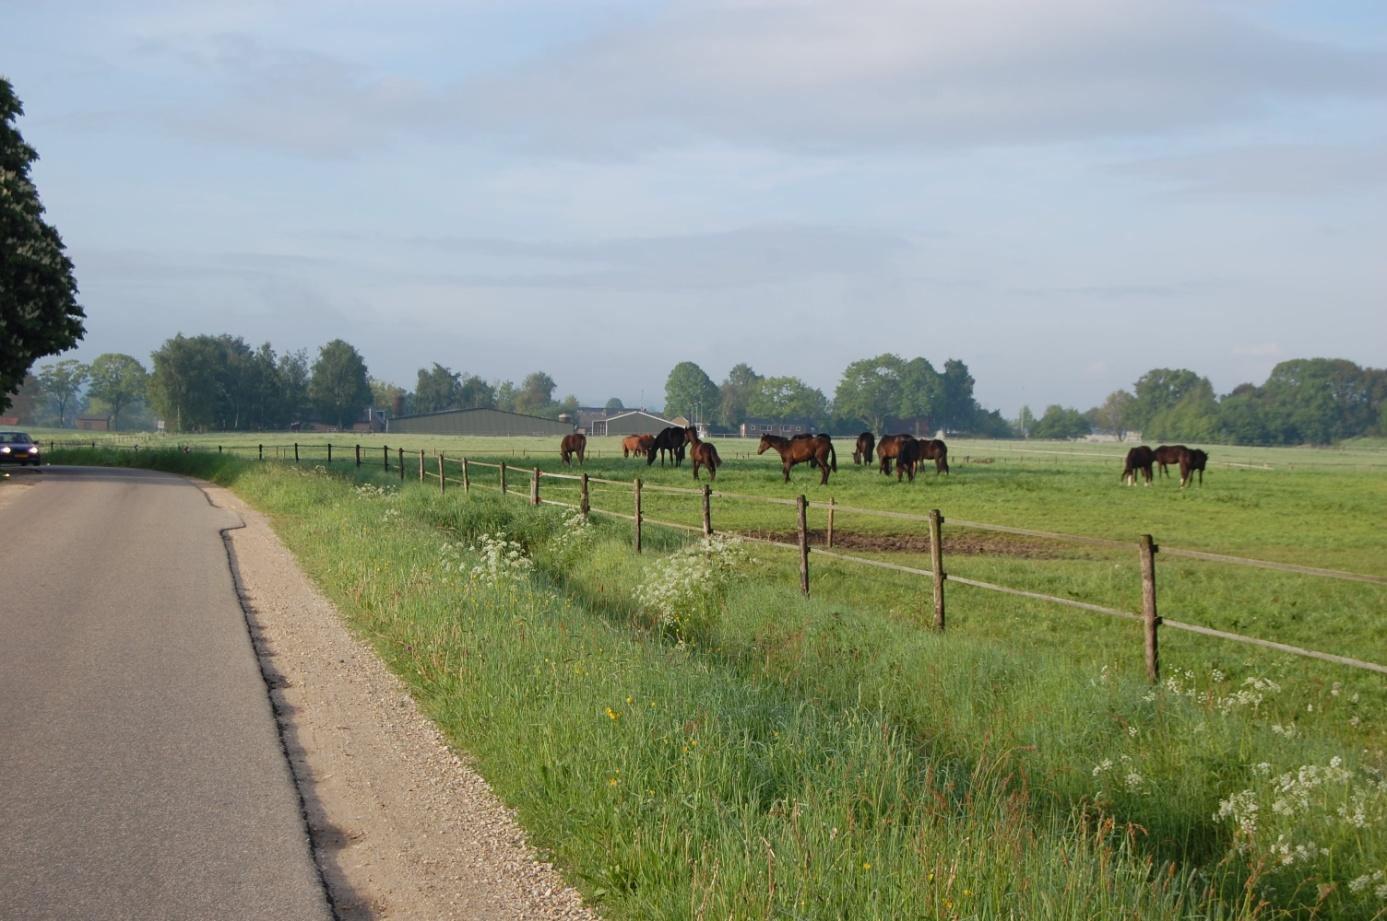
[783,460,792,483]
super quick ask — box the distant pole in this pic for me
[701,485,712,537]
[294,442,299,464]
[929,509,946,631]
[826,497,835,549]
[438,454,446,496]
[259,444,263,461]
[633,478,643,554]
[500,461,508,495]
[398,447,405,481]
[462,457,470,493]
[580,473,590,521]
[355,444,361,467]
[327,443,332,464]
[383,445,389,470]
[796,495,810,596]
[1140,534,1161,684]
[418,449,425,482]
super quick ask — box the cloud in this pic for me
[1116,143,1387,197]
[135,0,1387,158]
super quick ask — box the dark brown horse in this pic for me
[853,431,875,465]
[647,426,687,466]
[622,433,654,458]
[560,433,586,466]
[790,433,837,471]
[875,434,914,475]
[895,437,921,482]
[1178,447,1208,488]
[1122,445,1155,486]
[918,438,950,476]
[758,434,834,485]
[684,427,722,481]
[1153,444,1187,479]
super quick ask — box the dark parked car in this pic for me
[0,431,41,466]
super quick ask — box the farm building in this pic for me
[75,416,111,431]
[390,407,574,436]
[590,410,679,437]
[739,418,815,438]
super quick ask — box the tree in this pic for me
[1030,404,1092,439]
[413,363,464,414]
[664,362,719,424]
[1015,405,1036,438]
[495,381,518,413]
[1216,385,1272,445]
[746,376,829,427]
[1146,390,1220,442]
[278,349,311,425]
[148,334,227,432]
[370,377,406,416]
[514,371,557,416]
[937,359,977,432]
[458,374,496,410]
[1091,389,1136,439]
[605,397,625,413]
[897,357,942,432]
[1131,368,1212,433]
[0,79,85,412]
[86,354,148,430]
[309,339,371,429]
[36,359,88,427]
[717,363,762,429]
[834,354,906,432]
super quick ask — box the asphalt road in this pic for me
[0,466,332,921]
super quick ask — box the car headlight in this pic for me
[29,446,40,454]
[0,446,10,454]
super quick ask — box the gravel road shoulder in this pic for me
[205,484,599,921]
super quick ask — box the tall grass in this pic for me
[48,446,1387,919]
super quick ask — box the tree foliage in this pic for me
[746,376,829,427]
[86,353,148,430]
[717,363,762,429]
[413,363,464,414]
[0,79,85,411]
[35,359,87,427]
[309,339,372,429]
[664,362,719,424]
[1030,404,1092,439]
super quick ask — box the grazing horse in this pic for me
[684,427,722,481]
[790,433,837,471]
[622,434,654,458]
[1122,445,1155,486]
[1178,447,1208,488]
[647,426,687,467]
[758,434,835,485]
[1153,445,1187,479]
[853,432,875,465]
[875,434,913,475]
[560,433,587,466]
[895,437,921,482]
[917,438,950,476]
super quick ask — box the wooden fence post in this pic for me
[797,495,810,596]
[218,444,223,454]
[531,467,541,506]
[383,445,389,470]
[633,478,643,554]
[438,454,446,495]
[701,485,713,537]
[355,444,361,467]
[1140,534,1161,683]
[259,443,263,461]
[929,509,946,631]
[580,473,590,521]
[398,448,405,481]
[294,442,299,464]
[826,497,835,549]
[418,449,425,482]
[500,461,508,495]
[462,457,470,493]
[327,443,332,464]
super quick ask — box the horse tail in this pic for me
[709,445,721,470]
[829,442,837,472]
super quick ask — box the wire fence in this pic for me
[45,438,1387,681]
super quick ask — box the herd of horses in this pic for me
[563,431,1208,489]
[1122,444,1208,488]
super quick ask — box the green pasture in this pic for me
[30,442,1387,919]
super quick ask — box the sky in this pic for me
[4,0,1385,417]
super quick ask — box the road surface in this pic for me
[0,466,331,921]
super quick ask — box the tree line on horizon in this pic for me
[11,331,1386,447]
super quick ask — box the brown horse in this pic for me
[790,433,837,471]
[1178,447,1208,488]
[853,431,875,465]
[875,434,914,475]
[895,437,921,482]
[560,433,587,466]
[684,427,722,481]
[1153,444,1187,479]
[758,434,834,485]
[622,434,654,458]
[918,438,950,475]
[1122,445,1155,486]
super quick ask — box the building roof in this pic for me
[603,410,677,426]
